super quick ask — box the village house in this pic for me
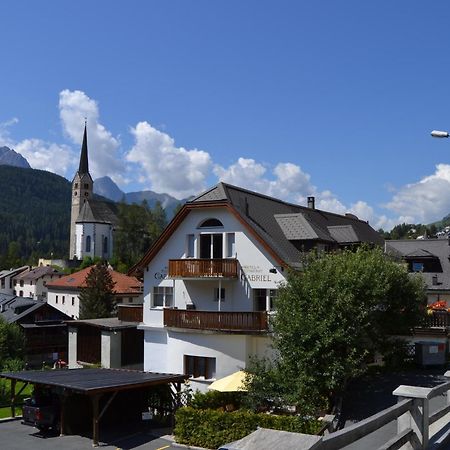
[12,266,64,300]
[0,266,29,296]
[46,265,143,319]
[0,294,70,367]
[131,182,384,391]
[385,238,450,305]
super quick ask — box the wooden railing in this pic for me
[424,311,450,328]
[164,309,268,332]
[117,304,143,322]
[168,259,238,278]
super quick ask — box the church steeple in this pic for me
[78,122,89,175]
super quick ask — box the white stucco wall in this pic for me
[75,222,113,260]
[47,289,80,319]
[144,328,272,391]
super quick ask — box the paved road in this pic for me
[340,368,447,449]
[0,418,179,450]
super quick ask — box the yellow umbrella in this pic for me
[208,370,249,392]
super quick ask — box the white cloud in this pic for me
[385,163,450,224]
[126,121,212,199]
[0,117,75,177]
[59,89,123,183]
[14,139,74,174]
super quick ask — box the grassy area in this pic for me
[0,382,33,419]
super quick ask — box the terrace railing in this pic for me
[117,304,143,323]
[163,309,268,332]
[168,259,238,278]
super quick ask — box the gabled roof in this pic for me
[15,266,62,282]
[47,266,142,295]
[0,266,30,279]
[132,182,384,272]
[76,200,118,225]
[386,239,450,291]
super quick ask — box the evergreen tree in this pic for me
[79,263,116,319]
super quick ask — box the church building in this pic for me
[69,125,117,261]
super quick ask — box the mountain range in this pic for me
[0,146,30,169]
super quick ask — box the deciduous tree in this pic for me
[246,247,426,413]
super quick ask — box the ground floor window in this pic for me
[184,355,216,379]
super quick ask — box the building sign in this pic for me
[154,267,168,280]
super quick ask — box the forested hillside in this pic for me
[0,165,71,266]
[0,166,168,271]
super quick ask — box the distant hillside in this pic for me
[0,165,71,262]
[94,175,186,218]
[0,146,30,169]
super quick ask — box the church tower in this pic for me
[69,124,93,259]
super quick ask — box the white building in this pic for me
[69,124,116,261]
[0,266,29,295]
[133,183,384,391]
[12,266,63,300]
[46,265,143,319]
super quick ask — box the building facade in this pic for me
[12,266,63,300]
[46,265,143,319]
[133,182,384,391]
[69,125,116,261]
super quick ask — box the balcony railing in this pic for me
[168,259,238,278]
[164,308,268,332]
[117,304,143,322]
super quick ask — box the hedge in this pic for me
[174,407,322,449]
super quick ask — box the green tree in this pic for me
[0,317,25,370]
[246,247,426,413]
[79,263,116,319]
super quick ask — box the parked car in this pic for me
[22,388,60,432]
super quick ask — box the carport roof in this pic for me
[0,368,186,395]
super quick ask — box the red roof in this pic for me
[46,266,142,295]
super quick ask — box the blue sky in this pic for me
[1,1,450,229]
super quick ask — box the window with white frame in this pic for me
[152,286,173,308]
[186,234,195,258]
[226,233,235,258]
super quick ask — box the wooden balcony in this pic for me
[168,259,238,279]
[117,304,143,322]
[163,308,268,333]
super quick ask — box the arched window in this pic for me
[199,218,223,228]
[103,236,108,254]
[86,235,91,253]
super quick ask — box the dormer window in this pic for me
[199,218,223,228]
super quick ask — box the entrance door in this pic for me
[199,234,223,258]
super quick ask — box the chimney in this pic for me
[307,196,315,209]
[432,274,438,286]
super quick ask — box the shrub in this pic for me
[174,407,322,449]
[189,389,245,410]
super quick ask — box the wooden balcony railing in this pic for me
[163,308,268,332]
[423,311,450,328]
[169,259,238,278]
[117,304,143,322]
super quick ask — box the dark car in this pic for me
[22,388,60,432]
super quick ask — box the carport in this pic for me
[1,368,186,446]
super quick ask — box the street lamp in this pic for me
[431,130,450,138]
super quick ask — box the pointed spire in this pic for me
[78,120,89,174]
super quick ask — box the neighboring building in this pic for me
[46,265,143,319]
[67,304,144,370]
[0,266,29,295]
[0,294,70,367]
[12,266,63,300]
[386,238,450,305]
[69,124,117,260]
[132,182,384,391]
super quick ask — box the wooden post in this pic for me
[10,379,16,418]
[92,395,100,447]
